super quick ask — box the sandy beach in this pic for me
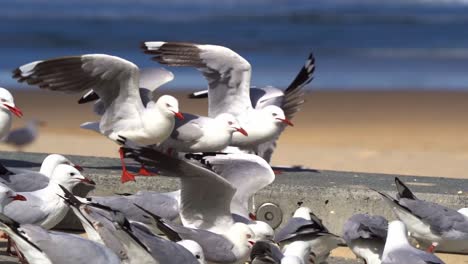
[2,89,468,179]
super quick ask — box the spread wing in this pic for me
[142,41,253,117]
[13,54,143,133]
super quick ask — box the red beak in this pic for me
[10,194,27,201]
[248,240,255,246]
[80,178,96,185]
[73,164,84,172]
[236,127,248,137]
[4,104,23,118]
[173,112,184,120]
[249,212,257,221]
[276,118,293,126]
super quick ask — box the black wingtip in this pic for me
[395,177,417,200]
[0,161,14,176]
[188,91,209,99]
[58,184,83,207]
[77,91,100,104]
[133,203,182,242]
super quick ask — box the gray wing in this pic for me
[254,53,315,162]
[13,54,144,134]
[343,214,388,243]
[383,248,445,264]
[23,225,121,264]
[202,153,275,219]
[399,198,468,236]
[90,191,180,222]
[3,193,48,224]
[123,147,236,231]
[4,126,36,147]
[274,217,323,242]
[142,41,253,118]
[131,223,198,264]
[169,113,206,142]
[0,171,49,192]
[250,240,283,264]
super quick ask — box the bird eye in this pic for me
[0,99,5,102]
[272,113,277,117]
[166,103,171,108]
[246,234,252,238]
[195,255,200,259]
[228,121,233,125]
[70,172,76,176]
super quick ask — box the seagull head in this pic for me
[177,240,205,264]
[50,164,95,191]
[263,105,293,127]
[156,95,184,120]
[227,223,256,256]
[248,221,274,241]
[293,206,312,219]
[216,113,248,136]
[0,88,22,118]
[0,184,26,211]
[40,154,83,177]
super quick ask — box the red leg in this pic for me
[273,169,283,175]
[119,148,136,184]
[138,164,157,176]
[427,242,438,253]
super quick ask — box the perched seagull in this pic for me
[250,240,283,264]
[135,206,255,264]
[342,214,388,264]
[124,147,275,239]
[3,164,95,229]
[3,119,45,151]
[0,88,23,141]
[0,153,83,192]
[189,54,315,162]
[0,183,26,212]
[274,207,344,264]
[376,177,468,253]
[381,220,445,264]
[88,190,181,223]
[141,42,296,153]
[13,54,184,183]
[160,113,248,153]
[0,213,121,264]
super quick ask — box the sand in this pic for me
[2,90,468,179]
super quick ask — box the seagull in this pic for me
[376,177,468,253]
[13,54,184,183]
[3,119,45,151]
[0,153,83,192]
[281,241,313,264]
[0,88,23,141]
[0,213,121,264]
[381,220,445,264]
[141,42,296,153]
[0,183,26,212]
[3,164,95,229]
[123,147,275,239]
[342,214,388,264]
[274,206,344,264]
[188,53,315,162]
[160,113,248,153]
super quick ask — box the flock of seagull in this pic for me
[0,41,464,264]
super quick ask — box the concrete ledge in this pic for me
[1,151,467,254]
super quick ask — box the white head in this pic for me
[0,184,26,212]
[0,88,22,118]
[215,113,248,137]
[155,95,184,120]
[40,154,83,177]
[177,240,205,264]
[262,105,293,127]
[382,220,409,259]
[248,221,274,241]
[293,207,311,220]
[458,208,468,218]
[49,164,95,191]
[226,223,255,258]
[283,241,312,264]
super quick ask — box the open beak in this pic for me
[236,127,248,136]
[4,104,23,118]
[248,240,256,246]
[10,194,27,201]
[276,118,293,126]
[172,111,184,120]
[73,164,84,172]
[80,177,96,186]
[249,212,257,221]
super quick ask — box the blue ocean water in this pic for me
[1,0,468,90]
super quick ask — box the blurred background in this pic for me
[1,0,468,179]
